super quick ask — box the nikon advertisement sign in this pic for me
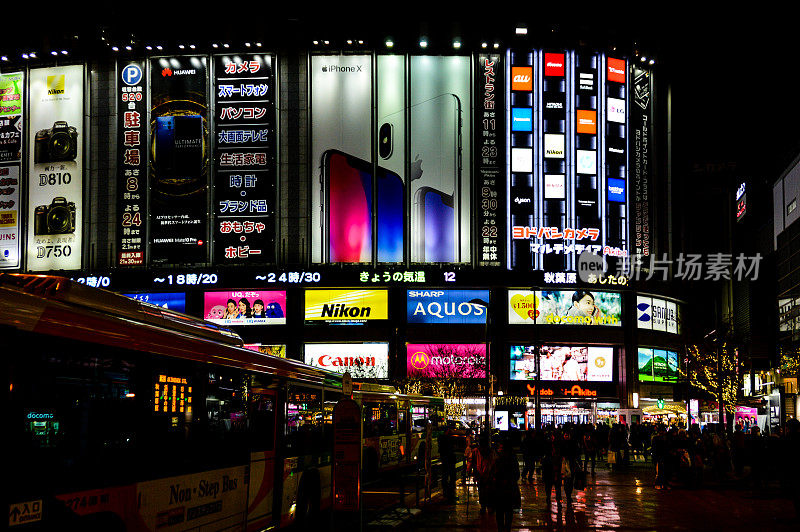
[0,72,23,269]
[27,66,84,271]
[304,289,389,323]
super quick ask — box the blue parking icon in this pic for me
[121,64,142,86]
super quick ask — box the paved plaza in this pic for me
[363,460,798,531]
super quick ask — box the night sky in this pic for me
[3,8,798,180]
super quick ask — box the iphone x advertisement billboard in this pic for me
[149,57,209,265]
[310,54,471,264]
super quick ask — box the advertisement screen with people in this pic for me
[511,345,613,382]
[203,290,286,325]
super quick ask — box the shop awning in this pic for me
[643,403,687,415]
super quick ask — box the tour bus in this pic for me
[4,274,345,531]
[352,383,445,477]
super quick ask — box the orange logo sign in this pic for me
[576,110,596,135]
[511,67,533,91]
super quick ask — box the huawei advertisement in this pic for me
[310,54,471,264]
[510,345,614,382]
[406,343,487,379]
[149,57,210,265]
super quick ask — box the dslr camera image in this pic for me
[34,197,76,235]
[34,121,79,163]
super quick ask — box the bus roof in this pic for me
[0,274,342,387]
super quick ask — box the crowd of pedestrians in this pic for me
[445,418,800,529]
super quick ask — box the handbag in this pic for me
[561,457,572,477]
[607,450,616,464]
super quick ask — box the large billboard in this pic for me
[508,50,629,271]
[213,54,276,263]
[510,345,613,382]
[637,347,679,382]
[117,62,147,266]
[123,292,186,313]
[305,343,389,378]
[0,71,23,268]
[508,289,621,326]
[310,54,471,264]
[149,57,209,265]
[304,289,388,323]
[203,289,286,325]
[637,296,680,334]
[406,343,487,378]
[406,289,489,324]
[27,65,84,271]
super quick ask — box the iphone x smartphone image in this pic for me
[322,150,405,263]
[410,93,462,262]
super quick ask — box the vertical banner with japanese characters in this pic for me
[476,54,504,267]
[117,62,147,266]
[213,54,276,263]
[27,65,84,271]
[631,64,652,257]
[0,71,23,269]
[149,57,209,266]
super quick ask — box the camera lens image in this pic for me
[47,204,73,233]
[49,131,73,160]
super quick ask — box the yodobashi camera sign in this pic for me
[406,289,489,324]
[27,65,84,271]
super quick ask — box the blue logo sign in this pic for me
[407,289,489,324]
[637,302,651,323]
[608,178,626,202]
[121,64,143,86]
[124,292,186,313]
[511,108,533,132]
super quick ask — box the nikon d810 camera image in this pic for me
[34,121,79,163]
[34,197,76,235]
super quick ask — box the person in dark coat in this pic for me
[438,427,457,502]
[474,435,497,513]
[559,429,580,506]
[541,431,562,507]
[491,438,520,531]
[521,429,536,481]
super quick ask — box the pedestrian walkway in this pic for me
[408,460,798,530]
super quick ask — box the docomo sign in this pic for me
[305,343,389,378]
[406,344,487,378]
[544,53,565,77]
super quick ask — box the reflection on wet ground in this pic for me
[409,461,797,530]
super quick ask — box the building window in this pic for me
[789,199,797,215]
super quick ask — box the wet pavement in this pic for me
[362,458,798,530]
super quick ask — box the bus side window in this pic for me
[285,386,324,457]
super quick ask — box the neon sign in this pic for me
[525,383,598,397]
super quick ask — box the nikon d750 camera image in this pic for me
[34,121,79,163]
[34,197,76,235]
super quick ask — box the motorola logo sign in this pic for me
[577,251,606,282]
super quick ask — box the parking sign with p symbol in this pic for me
[121,64,142,86]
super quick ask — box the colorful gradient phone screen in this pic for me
[328,152,372,262]
[377,169,404,262]
[424,190,454,262]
